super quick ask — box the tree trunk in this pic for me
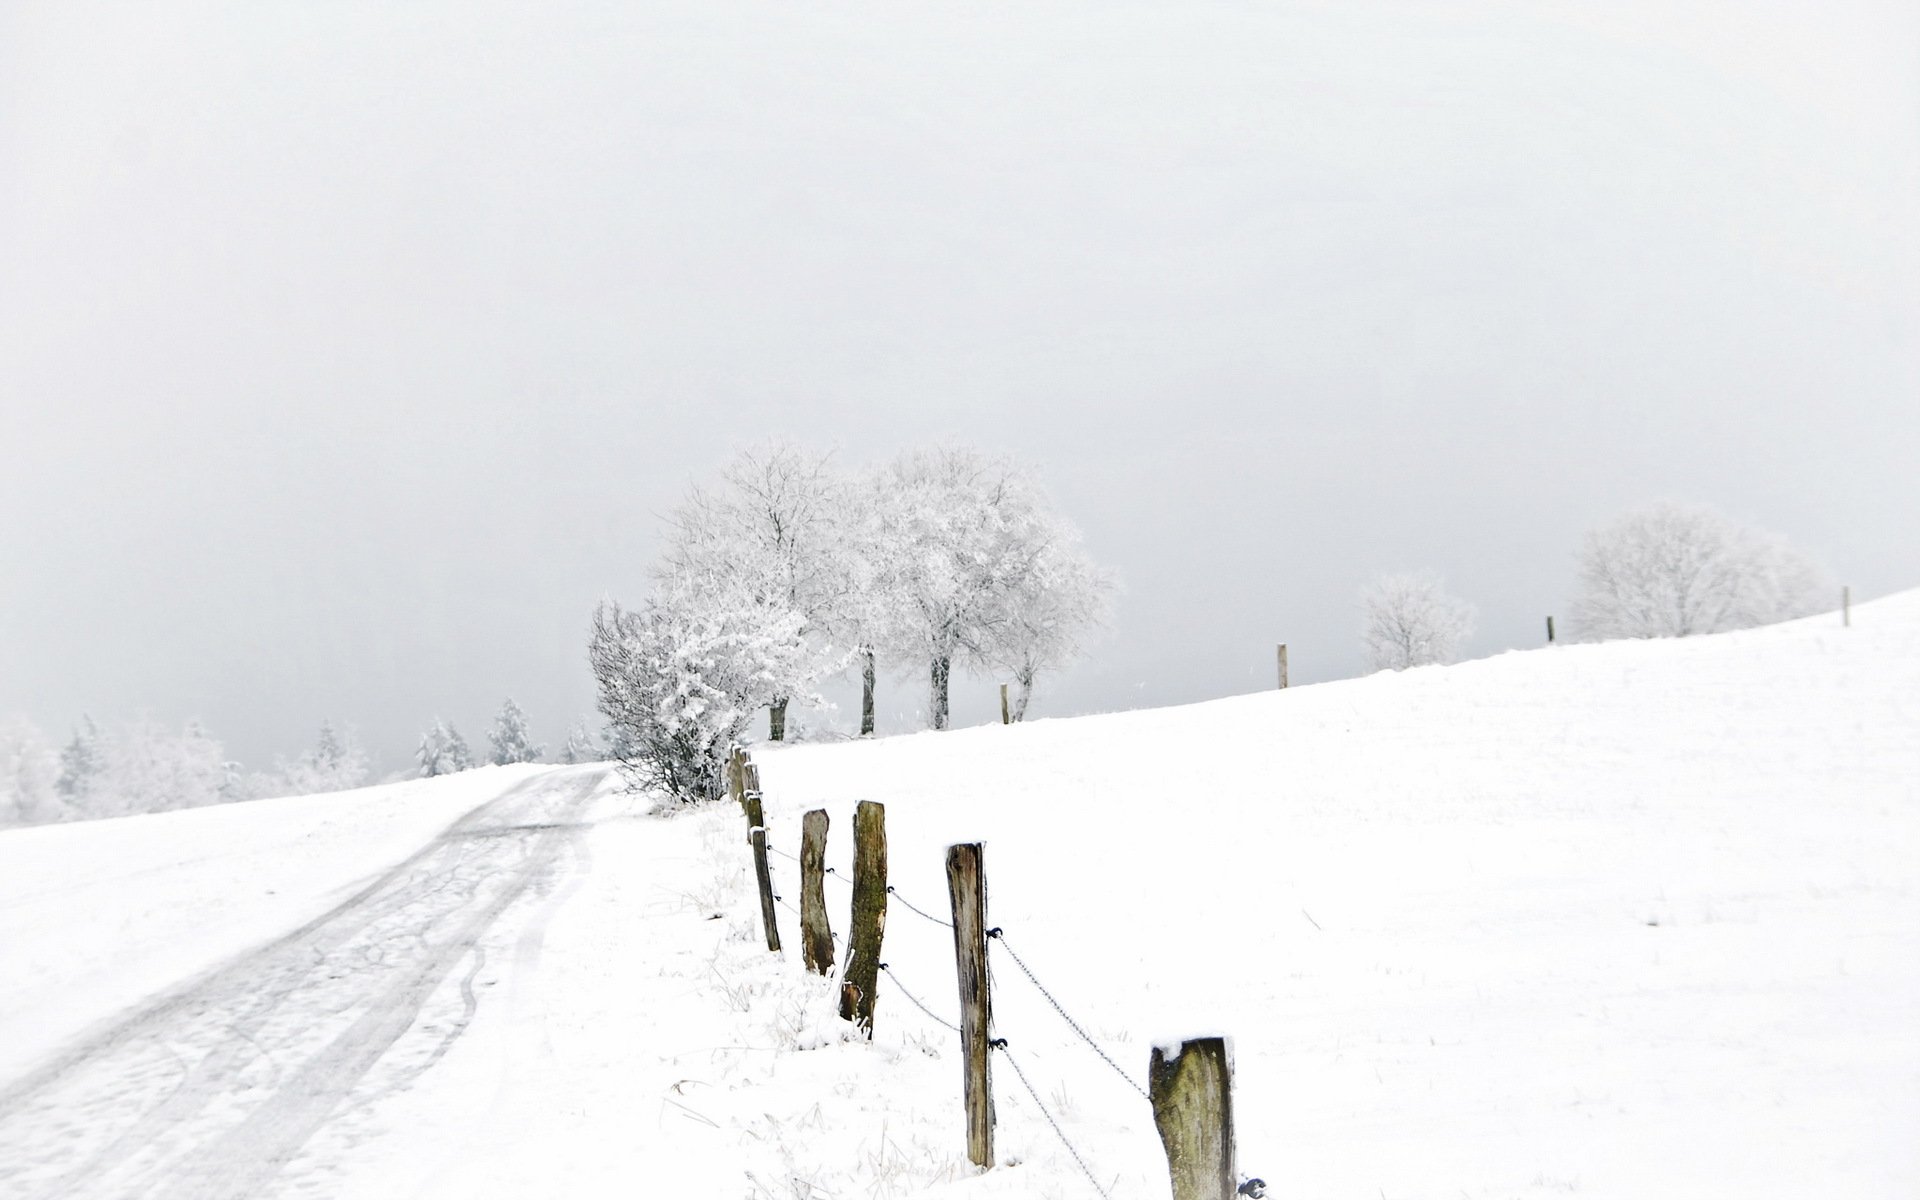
[861,649,876,736]
[1012,668,1034,723]
[769,697,788,742]
[930,655,951,731]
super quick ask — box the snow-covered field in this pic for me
[2,594,1915,1199]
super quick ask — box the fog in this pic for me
[4,1,1916,771]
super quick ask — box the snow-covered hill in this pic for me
[0,594,1914,1199]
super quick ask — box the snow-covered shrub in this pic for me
[487,698,544,765]
[1360,572,1475,670]
[1569,502,1828,641]
[589,595,818,805]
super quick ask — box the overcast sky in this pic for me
[4,1,1917,772]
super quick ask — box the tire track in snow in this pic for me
[0,766,608,1200]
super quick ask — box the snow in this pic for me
[1,594,1916,1198]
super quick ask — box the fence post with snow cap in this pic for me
[799,809,834,974]
[945,841,994,1169]
[839,800,888,1035]
[1150,1036,1237,1200]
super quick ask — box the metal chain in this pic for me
[989,930,1150,1103]
[993,1039,1113,1200]
[878,963,960,1034]
[886,885,953,929]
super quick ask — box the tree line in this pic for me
[1,698,573,828]
[1357,500,1833,671]
[588,441,1115,805]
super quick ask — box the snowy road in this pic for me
[0,765,608,1200]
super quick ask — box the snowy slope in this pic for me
[0,595,1914,1199]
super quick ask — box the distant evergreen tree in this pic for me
[560,719,602,765]
[487,698,544,765]
[58,715,103,800]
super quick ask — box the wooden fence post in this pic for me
[1276,644,1289,690]
[742,775,780,954]
[999,683,1010,725]
[839,801,887,1034]
[1843,586,1851,627]
[1149,1037,1236,1200]
[799,809,834,975]
[726,746,745,811]
[946,842,994,1169]
[1546,615,1556,643]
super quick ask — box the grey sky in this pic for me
[4,2,1916,772]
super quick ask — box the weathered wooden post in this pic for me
[999,683,1010,725]
[861,648,877,736]
[742,777,780,954]
[1843,586,1851,628]
[799,809,834,975]
[1276,644,1289,690]
[839,801,887,1033]
[1546,615,1556,643]
[945,842,993,1169]
[726,745,746,811]
[1149,1037,1236,1200]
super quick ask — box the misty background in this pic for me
[4,2,1916,773]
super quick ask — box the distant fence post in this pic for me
[1546,615,1556,644]
[1276,644,1289,690]
[1843,586,1851,628]
[999,683,1010,725]
[743,778,781,954]
[945,842,994,1169]
[799,809,834,974]
[1150,1036,1236,1200]
[839,801,887,1034]
[726,746,746,811]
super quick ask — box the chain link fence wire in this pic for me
[994,1039,1114,1200]
[886,884,954,929]
[989,929,1150,1104]
[878,963,961,1034]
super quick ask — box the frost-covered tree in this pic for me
[559,719,603,764]
[655,441,854,741]
[985,513,1115,722]
[870,446,1091,730]
[487,698,544,765]
[417,720,474,778]
[1,716,63,826]
[1568,502,1828,641]
[588,594,815,804]
[1360,572,1476,670]
[89,718,229,817]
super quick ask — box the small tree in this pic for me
[417,720,474,778]
[270,720,371,796]
[1569,502,1827,641]
[1360,572,1475,670]
[57,715,104,804]
[487,698,544,765]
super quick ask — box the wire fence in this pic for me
[752,805,1175,1200]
